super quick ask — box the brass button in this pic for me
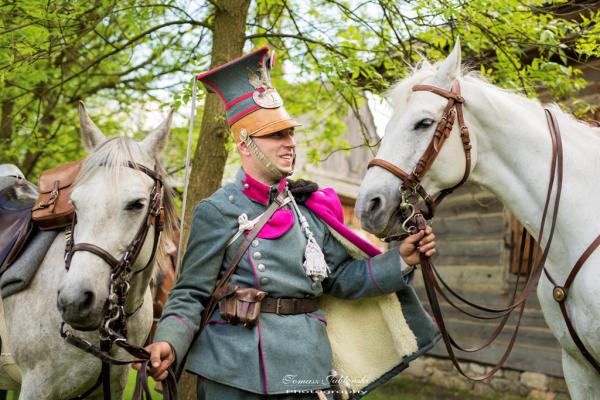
[257,264,266,272]
[553,286,567,303]
[260,277,269,285]
[253,252,262,260]
[228,195,235,203]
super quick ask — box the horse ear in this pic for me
[79,101,107,152]
[141,108,174,156]
[433,39,462,88]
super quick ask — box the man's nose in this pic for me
[284,133,296,147]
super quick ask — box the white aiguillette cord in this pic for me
[175,78,197,279]
[226,196,292,248]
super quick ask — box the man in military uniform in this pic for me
[140,47,439,399]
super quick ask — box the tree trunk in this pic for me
[0,99,15,163]
[178,1,251,398]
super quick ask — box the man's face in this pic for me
[252,128,296,175]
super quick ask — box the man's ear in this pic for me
[237,140,251,157]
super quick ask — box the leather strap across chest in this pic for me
[368,81,472,218]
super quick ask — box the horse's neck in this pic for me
[463,80,600,278]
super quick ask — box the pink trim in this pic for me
[201,79,226,103]
[207,319,229,325]
[196,46,270,80]
[162,313,193,342]
[256,209,294,239]
[247,232,269,393]
[257,321,269,393]
[228,104,261,125]
[305,188,381,257]
[367,259,385,294]
[242,173,270,204]
[242,172,288,206]
[308,313,328,326]
[248,251,260,288]
[225,88,265,110]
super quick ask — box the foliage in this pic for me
[0,0,211,178]
[1,0,599,179]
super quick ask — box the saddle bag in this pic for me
[32,159,83,230]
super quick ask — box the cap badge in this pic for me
[248,66,283,109]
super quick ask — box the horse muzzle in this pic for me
[57,287,104,331]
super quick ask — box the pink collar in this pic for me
[241,170,287,205]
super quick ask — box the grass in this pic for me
[124,371,163,399]
[5,371,162,399]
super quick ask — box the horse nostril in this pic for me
[57,294,65,313]
[367,196,384,214]
[80,290,95,312]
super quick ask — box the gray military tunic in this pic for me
[154,169,410,394]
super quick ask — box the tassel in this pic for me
[290,190,330,281]
[303,233,330,282]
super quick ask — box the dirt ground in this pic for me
[363,377,527,400]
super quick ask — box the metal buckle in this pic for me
[276,298,282,314]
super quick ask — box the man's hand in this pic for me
[399,226,436,266]
[132,341,175,381]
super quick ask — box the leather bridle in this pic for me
[60,161,178,400]
[367,80,600,380]
[64,162,163,277]
[368,81,472,219]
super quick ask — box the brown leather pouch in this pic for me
[213,285,268,327]
[32,159,83,230]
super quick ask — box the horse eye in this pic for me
[124,199,145,211]
[414,118,435,130]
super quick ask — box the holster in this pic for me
[213,285,268,327]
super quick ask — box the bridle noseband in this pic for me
[368,81,472,220]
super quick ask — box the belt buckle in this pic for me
[276,298,282,314]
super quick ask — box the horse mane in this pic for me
[386,61,597,133]
[75,136,179,277]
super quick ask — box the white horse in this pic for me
[0,103,177,399]
[356,42,600,399]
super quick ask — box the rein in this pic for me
[61,161,178,400]
[367,81,600,379]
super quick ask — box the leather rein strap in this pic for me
[368,81,472,218]
[368,79,600,378]
[61,161,178,400]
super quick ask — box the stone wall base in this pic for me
[403,356,571,399]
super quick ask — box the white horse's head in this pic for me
[57,103,177,331]
[356,41,479,236]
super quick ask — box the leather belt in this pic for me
[261,297,319,315]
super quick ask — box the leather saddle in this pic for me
[0,177,38,274]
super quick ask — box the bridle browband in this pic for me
[61,161,178,400]
[368,81,472,219]
[64,161,163,281]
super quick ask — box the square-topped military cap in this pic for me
[196,46,300,142]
